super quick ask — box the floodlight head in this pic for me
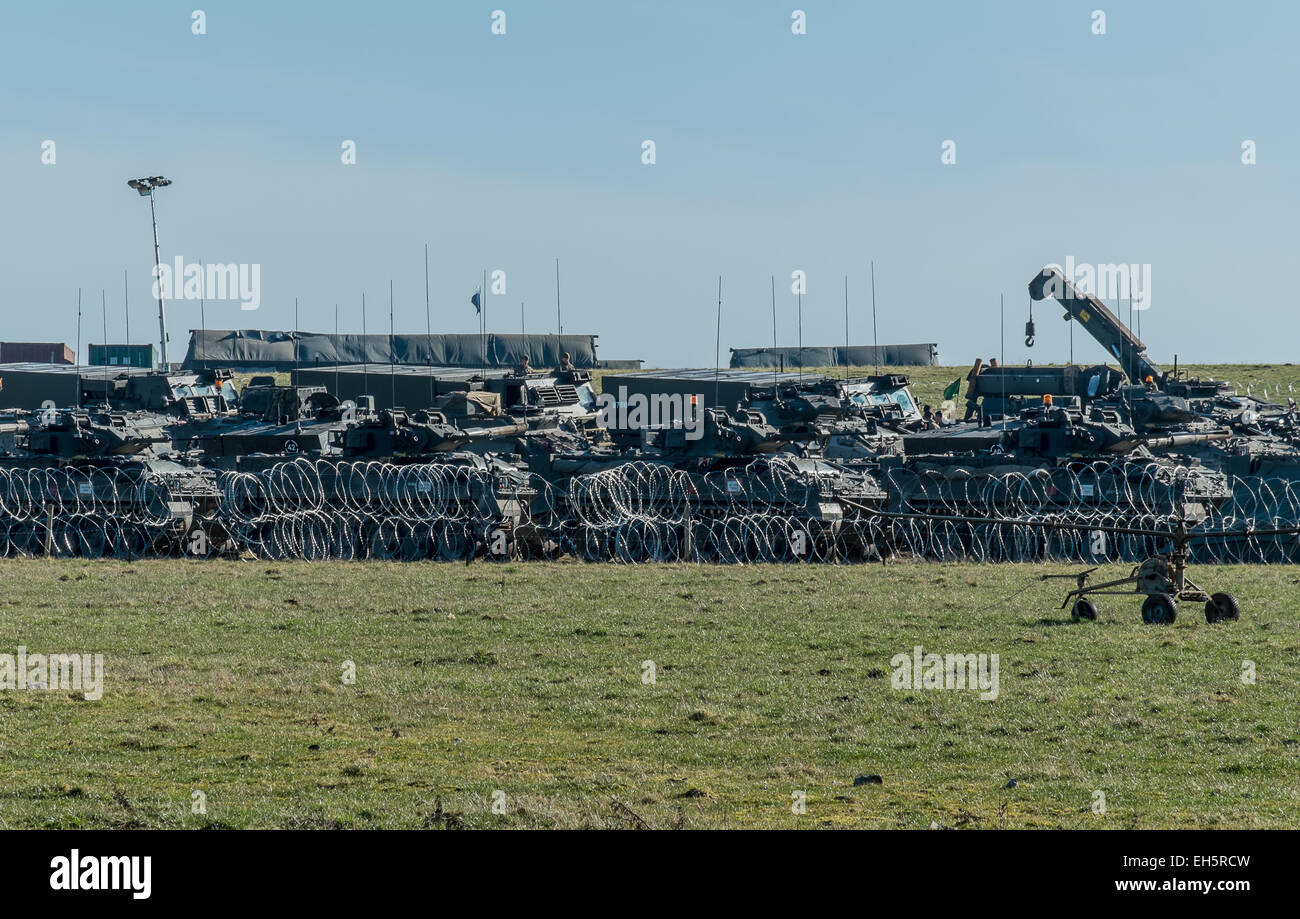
[127,176,172,196]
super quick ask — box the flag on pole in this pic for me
[470,289,482,314]
[942,378,962,401]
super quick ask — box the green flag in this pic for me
[942,378,961,401]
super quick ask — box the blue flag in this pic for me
[470,289,481,314]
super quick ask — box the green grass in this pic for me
[231,371,290,391]
[1,559,1297,829]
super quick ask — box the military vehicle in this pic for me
[1018,265,1300,478]
[3,262,1298,574]
[0,363,238,415]
[599,368,921,461]
[290,363,599,421]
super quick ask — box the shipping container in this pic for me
[88,343,157,368]
[0,342,74,364]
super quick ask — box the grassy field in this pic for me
[2,559,1297,829]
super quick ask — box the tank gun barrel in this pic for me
[458,420,528,442]
[1141,430,1231,449]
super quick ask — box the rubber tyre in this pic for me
[1205,592,1241,623]
[1071,597,1098,621]
[1141,593,1178,625]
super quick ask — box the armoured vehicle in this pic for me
[290,363,599,420]
[1020,265,1300,477]
[4,264,1299,573]
[0,364,238,415]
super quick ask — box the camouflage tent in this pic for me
[729,343,937,369]
[183,329,600,371]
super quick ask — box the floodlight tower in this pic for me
[127,176,173,369]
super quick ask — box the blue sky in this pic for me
[2,1,1297,366]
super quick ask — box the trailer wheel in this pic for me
[1205,592,1241,623]
[1141,593,1178,625]
[1071,597,1098,621]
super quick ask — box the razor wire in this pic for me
[0,466,182,559]
[3,458,1300,563]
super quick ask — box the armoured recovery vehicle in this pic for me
[1021,265,1300,478]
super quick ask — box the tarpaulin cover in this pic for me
[459,391,502,416]
[183,330,599,370]
[729,343,938,369]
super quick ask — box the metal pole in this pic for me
[75,288,82,405]
[1128,273,1135,378]
[389,279,396,408]
[425,244,433,405]
[797,290,803,384]
[714,275,722,408]
[870,260,879,377]
[1001,294,1006,428]
[149,190,167,369]
[770,274,778,391]
[198,256,206,369]
[101,289,108,385]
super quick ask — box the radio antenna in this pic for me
[770,274,778,391]
[389,279,396,409]
[797,288,803,384]
[199,256,206,369]
[101,289,109,388]
[425,243,433,405]
[75,288,82,406]
[714,275,723,408]
[843,274,850,382]
[870,260,879,377]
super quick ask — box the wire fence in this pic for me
[1,458,1297,563]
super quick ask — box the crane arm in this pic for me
[1028,266,1162,385]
